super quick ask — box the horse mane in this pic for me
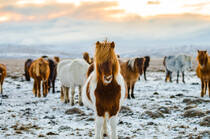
[127,58,136,71]
[94,40,119,76]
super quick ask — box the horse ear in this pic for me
[197,50,200,53]
[96,41,100,48]
[204,50,207,53]
[111,41,115,48]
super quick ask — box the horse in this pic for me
[29,58,50,97]
[41,56,60,93]
[83,52,93,64]
[0,64,7,94]
[196,50,210,97]
[24,59,33,81]
[82,40,126,139]
[119,57,145,99]
[143,56,150,81]
[163,55,192,83]
[57,59,89,106]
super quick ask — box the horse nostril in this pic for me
[104,75,112,81]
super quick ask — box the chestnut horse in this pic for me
[24,59,33,81]
[82,41,126,139]
[196,50,210,97]
[0,64,7,94]
[83,52,93,64]
[119,58,144,99]
[29,58,50,97]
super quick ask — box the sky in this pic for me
[0,0,210,52]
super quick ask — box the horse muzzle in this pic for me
[103,75,113,84]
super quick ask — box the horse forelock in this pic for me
[197,51,208,67]
[94,40,119,82]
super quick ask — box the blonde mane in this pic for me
[94,40,119,76]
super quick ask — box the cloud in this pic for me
[0,1,125,22]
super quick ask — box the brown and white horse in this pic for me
[119,57,144,99]
[82,41,126,139]
[0,64,7,94]
[29,58,50,97]
[196,50,210,97]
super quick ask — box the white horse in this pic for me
[57,59,89,106]
[163,54,192,83]
[82,41,126,139]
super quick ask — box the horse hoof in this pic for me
[103,133,108,137]
[127,96,131,99]
[131,95,135,99]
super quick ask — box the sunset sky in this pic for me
[0,0,210,49]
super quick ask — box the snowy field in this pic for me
[0,71,209,139]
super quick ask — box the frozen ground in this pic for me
[0,71,209,139]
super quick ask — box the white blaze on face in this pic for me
[104,75,113,84]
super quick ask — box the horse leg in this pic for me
[144,69,147,81]
[78,85,83,106]
[0,82,2,94]
[127,83,131,99]
[43,80,48,97]
[201,80,204,97]
[60,85,64,101]
[165,70,168,82]
[52,80,55,93]
[176,71,179,84]
[169,71,172,82]
[33,80,36,96]
[64,87,69,103]
[131,83,135,99]
[208,81,210,97]
[182,71,185,83]
[37,79,41,98]
[110,116,118,139]
[204,81,207,96]
[95,116,104,139]
[102,119,108,137]
[70,86,75,106]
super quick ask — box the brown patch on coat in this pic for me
[94,79,121,117]
[196,50,210,97]
[86,80,92,102]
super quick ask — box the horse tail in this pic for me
[163,56,166,66]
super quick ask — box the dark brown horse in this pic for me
[119,57,144,99]
[143,56,150,81]
[29,58,50,97]
[0,64,7,94]
[24,59,33,81]
[196,50,210,97]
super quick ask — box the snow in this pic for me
[0,71,209,139]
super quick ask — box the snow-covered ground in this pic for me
[0,71,209,139]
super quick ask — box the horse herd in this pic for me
[0,41,210,139]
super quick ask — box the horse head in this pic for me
[197,50,208,68]
[95,40,119,86]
